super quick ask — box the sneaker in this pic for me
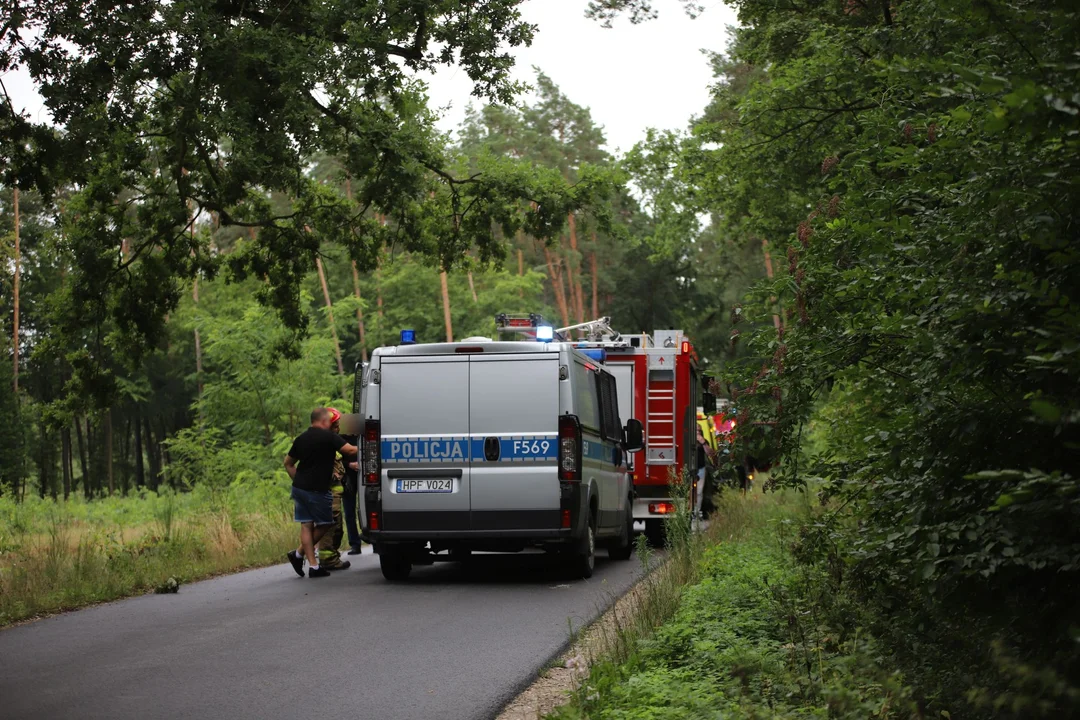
[287,550,305,578]
[347,546,363,556]
[327,561,351,571]
[308,566,331,578]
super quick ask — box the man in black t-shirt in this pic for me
[284,407,358,578]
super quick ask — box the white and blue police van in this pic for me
[356,324,644,581]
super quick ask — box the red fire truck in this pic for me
[496,315,715,546]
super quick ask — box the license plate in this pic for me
[396,478,454,493]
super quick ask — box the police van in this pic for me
[356,327,644,581]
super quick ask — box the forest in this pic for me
[2,0,1078,717]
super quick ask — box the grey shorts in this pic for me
[291,486,334,526]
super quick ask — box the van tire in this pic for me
[644,519,666,548]
[608,505,634,561]
[571,520,596,579]
[379,550,412,581]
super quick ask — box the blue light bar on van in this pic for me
[582,348,606,363]
[400,329,417,345]
[535,325,554,342]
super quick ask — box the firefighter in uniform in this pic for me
[316,408,351,571]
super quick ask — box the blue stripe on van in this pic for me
[471,436,558,463]
[381,435,618,465]
[381,436,557,463]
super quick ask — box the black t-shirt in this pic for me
[341,434,360,486]
[288,427,347,493]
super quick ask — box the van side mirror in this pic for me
[703,392,717,414]
[623,419,644,452]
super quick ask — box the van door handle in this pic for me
[483,436,501,462]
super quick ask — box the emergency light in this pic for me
[581,348,607,364]
[400,329,416,345]
[535,325,554,342]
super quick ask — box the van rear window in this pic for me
[572,361,601,433]
[598,372,620,442]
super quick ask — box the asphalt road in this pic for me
[0,548,647,720]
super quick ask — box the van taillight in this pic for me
[363,420,380,485]
[558,415,581,482]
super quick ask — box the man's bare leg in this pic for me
[301,523,317,566]
[300,524,332,566]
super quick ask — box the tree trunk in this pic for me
[761,239,783,332]
[186,192,203,399]
[439,271,453,342]
[74,417,90,499]
[315,256,346,393]
[351,262,368,363]
[543,247,571,328]
[133,408,146,489]
[376,265,385,319]
[38,430,48,499]
[567,214,586,323]
[590,251,599,319]
[467,271,478,303]
[61,428,72,500]
[88,417,103,497]
[156,416,171,487]
[11,187,19,394]
[144,413,160,491]
[345,177,369,363]
[562,243,584,325]
[518,249,525,299]
[105,409,114,495]
[375,214,385,320]
[193,278,203,396]
[120,415,131,495]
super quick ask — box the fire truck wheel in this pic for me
[608,505,634,561]
[644,519,667,548]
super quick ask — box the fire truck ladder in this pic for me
[646,347,678,466]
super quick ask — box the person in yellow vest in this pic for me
[316,408,352,571]
[696,412,719,518]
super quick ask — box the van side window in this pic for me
[607,375,621,439]
[573,361,601,433]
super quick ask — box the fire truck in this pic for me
[496,314,716,546]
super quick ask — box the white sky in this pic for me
[429,0,737,153]
[2,1,737,156]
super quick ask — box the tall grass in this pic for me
[0,479,296,626]
[550,485,931,720]
[587,475,803,669]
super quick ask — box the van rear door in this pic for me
[468,354,560,530]
[379,355,471,532]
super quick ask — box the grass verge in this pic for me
[0,483,295,626]
[549,487,924,719]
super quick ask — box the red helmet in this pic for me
[327,407,342,424]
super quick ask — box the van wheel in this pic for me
[644,519,666,548]
[608,506,634,561]
[571,520,596,579]
[379,550,412,581]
